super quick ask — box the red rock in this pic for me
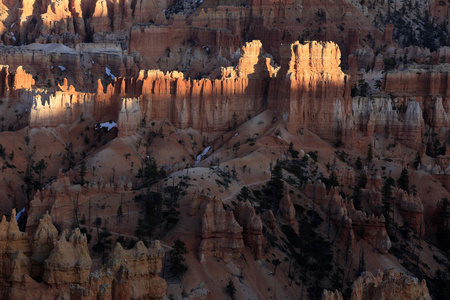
[279,190,296,224]
[199,197,244,263]
[234,200,264,259]
[395,189,425,237]
[382,24,394,45]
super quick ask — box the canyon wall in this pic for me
[0,39,442,153]
[26,40,352,144]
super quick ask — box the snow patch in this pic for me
[12,37,16,41]
[97,121,117,131]
[11,32,14,36]
[195,146,211,165]
[105,67,115,80]
[44,179,56,189]
[10,23,14,29]
[51,65,54,70]
[16,208,25,221]
[232,133,238,138]
[58,65,66,71]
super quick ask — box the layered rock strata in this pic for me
[0,209,167,299]
[2,39,446,152]
[198,197,244,263]
[26,169,132,235]
[323,269,432,300]
[303,182,391,253]
[234,200,264,259]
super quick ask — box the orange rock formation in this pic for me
[198,197,244,263]
[323,269,432,300]
[0,210,167,299]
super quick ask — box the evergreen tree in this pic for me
[352,185,363,210]
[79,161,87,185]
[398,168,409,193]
[271,258,281,275]
[226,279,237,299]
[93,227,113,264]
[357,249,366,275]
[269,160,284,200]
[288,142,299,159]
[413,152,422,169]
[382,177,395,228]
[117,205,124,226]
[436,198,450,252]
[359,173,368,188]
[34,158,47,189]
[367,143,373,163]
[329,171,339,188]
[355,157,363,170]
[170,239,189,277]
[237,186,250,201]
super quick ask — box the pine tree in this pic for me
[357,249,366,275]
[398,168,409,193]
[436,198,450,252]
[117,205,124,226]
[288,142,299,159]
[93,227,113,264]
[329,171,339,188]
[80,161,87,185]
[269,160,284,200]
[271,258,281,275]
[355,157,363,170]
[413,152,422,169]
[353,185,363,210]
[226,279,236,299]
[34,158,48,189]
[367,143,373,163]
[382,177,395,228]
[170,239,189,277]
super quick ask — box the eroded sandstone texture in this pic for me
[323,269,432,300]
[198,197,244,263]
[0,210,166,299]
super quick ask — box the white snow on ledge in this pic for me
[106,67,115,80]
[58,65,66,71]
[195,146,211,165]
[97,121,117,131]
